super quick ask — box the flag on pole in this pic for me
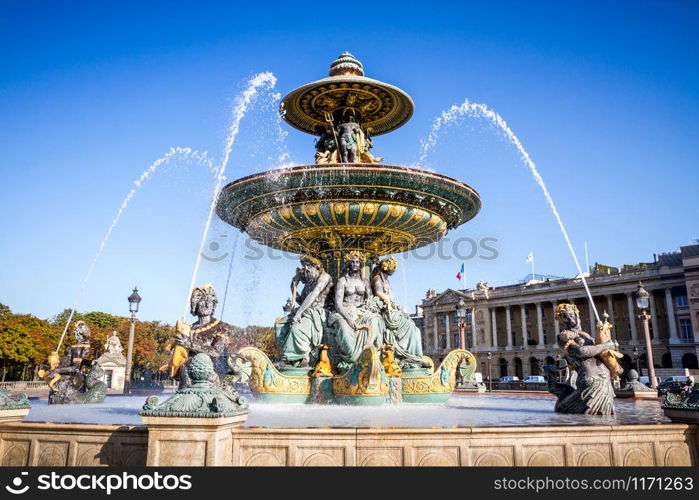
[525,251,533,264]
[456,262,464,281]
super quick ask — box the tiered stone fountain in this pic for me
[217,53,481,404]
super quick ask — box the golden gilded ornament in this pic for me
[310,344,334,378]
[333,346,389,397]
[237,346,311,395]
[381,344,402,377]
[402,349,475,396]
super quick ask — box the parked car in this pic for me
[657,376,690,396]
[499,376,520,382]
[523,376,546,383]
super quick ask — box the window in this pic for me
[679,319,693,340]
[677,295,689,307]
[440,315,446,325]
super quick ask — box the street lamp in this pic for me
[124,287,142,395]
[635,282,657,389]
[487,351,492,392]
[456,299,468,350]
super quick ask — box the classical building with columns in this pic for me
[420,244,699,380]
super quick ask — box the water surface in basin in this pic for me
[24,394,668,427]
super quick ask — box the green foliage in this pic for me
[0,304,279,381]
[83,311,123,329]
[229,325,277,359]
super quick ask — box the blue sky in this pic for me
[1,1,698,325]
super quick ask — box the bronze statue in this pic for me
[336,110,361,163]
[274,255,333,367]
[371,257,429,368]
[328,251,385,371]
[40,321,107,404]
[546,304,619,415]
[314,125,337,164]
[164,285,244,403]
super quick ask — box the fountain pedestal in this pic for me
[0,389,30,424]
[142,415,246,466]
[140,353,249,465]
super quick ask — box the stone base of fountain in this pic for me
[142,414,247,466]
[238,346,475,405]
[614,390,659,400]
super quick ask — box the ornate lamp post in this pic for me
[635,282,657,389]
[456,299,468,350]
[124,287,141,395]
[487,351,492,392]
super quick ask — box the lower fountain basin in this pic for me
[23,393,668,427]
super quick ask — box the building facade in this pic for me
[420,244,699,380]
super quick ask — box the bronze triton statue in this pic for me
[39,321,107,404]
[546,304,622,415]
[162,284,246,407]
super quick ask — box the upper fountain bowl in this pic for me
[281,52,414,136]
[216,164,481,259]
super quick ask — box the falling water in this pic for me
[184,72,277,317]
[219,231,241,320]
[419,100,600,323]
[270,91,295,169]
[398,253,410,309]
[57,147,214,351]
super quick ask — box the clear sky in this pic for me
[1,0,698,326]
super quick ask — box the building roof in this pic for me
[658,252,683,267]
[680,244,699,259]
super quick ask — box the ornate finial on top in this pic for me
[329,52,364,77]
[603,310,610,321]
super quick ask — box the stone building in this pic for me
[420,244,699,380]
[96,331,126,391]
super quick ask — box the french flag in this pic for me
[456,263,464,281]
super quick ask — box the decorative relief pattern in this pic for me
[523,445,565,466]
[576,449,611,467]
[36,442,69,466]
[414,447,459,466]
[358,448,402,466]
[0,424,695,467]
[242,447,288,467]
[76,443,112,466]
[1,440,30,466]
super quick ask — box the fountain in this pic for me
[2,54,697,467]
[216,53,480,404]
